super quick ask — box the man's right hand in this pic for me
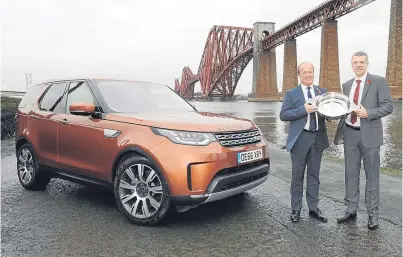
[304,103,317,113]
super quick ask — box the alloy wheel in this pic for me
[118,164,164,219]
[18,148,34,185]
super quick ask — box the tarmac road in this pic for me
[1,139,402,257]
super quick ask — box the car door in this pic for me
[28,82,68,168]
[56,80,109,181]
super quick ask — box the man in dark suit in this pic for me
[334,51,393,230]
[280,62,329,223]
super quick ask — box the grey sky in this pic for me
[1,0,391,93]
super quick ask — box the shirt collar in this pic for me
[301,83,314,91]
[355,72,368,83]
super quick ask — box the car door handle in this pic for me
[59,118,68,125]
[30,114,40,120]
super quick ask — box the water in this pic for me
[192,101,402,171]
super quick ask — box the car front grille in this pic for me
[214,129,262,147]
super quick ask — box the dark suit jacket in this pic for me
[280,85,329,152]
[334,73,394,148]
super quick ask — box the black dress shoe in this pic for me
[368,216,379,230]
[290,210,301,222]
[309,208,328,222]
[337,212,357,223]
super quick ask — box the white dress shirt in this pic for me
[345,72,367,127]
[301,84,318,131]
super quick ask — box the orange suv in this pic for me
[15,78,270,225]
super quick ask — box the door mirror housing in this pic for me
[69,102,96,116]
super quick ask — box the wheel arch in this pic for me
[111,146,171,195]
[15,136,34,156]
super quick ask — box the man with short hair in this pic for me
[334,51,393,230]
[280,62,329,223]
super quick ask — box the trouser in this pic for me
[343,126,380,217]
[290,131,322,211]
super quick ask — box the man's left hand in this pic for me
[354,104,368,118]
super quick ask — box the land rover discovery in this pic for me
[15,78,270,225]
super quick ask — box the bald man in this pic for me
[280,62,329,223]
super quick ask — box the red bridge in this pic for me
[174,26,254,99]
[175,0,402,101]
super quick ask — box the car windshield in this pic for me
[93,80,195,113]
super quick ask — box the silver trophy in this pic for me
[306,92,359,120]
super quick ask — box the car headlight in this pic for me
[151,128,217,146]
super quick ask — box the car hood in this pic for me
[104,111,256,132]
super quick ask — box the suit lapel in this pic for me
[297,85,305,104]
[297,85,308,122]
[344,78,355,96]
[360,73,372,103]
[313,85,323,95]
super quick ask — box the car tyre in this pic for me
[17,143,51,190]
[114,154,171,225]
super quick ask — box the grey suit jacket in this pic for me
[280,85,329,152]
[334,73,394,148]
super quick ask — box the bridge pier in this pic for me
[254,51,280,101]
[249,22,281,102]
[282,38,298,94]
[386,0,402,101]
[319,20,341,93]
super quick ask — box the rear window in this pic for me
[18,84,49,108]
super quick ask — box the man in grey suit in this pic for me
[280,62,329,223]
[334,51,393,230]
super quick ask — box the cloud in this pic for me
[1,0,392,94]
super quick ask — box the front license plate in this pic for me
[237,149,263,164]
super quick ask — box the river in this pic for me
[192,101,402,171]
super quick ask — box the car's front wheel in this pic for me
[17,143,51,190]
[114,154,171,225]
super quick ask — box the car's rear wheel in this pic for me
[114,154,170,225]
[17,143,50,190]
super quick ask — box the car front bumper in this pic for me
[170,161,269,205]
[149,138,270,196]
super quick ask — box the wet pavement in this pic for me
[1,138,402,257]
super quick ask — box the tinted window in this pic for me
[65,81,96,114]
[39,83,67,112]
[18,84,48,108]
[94,80,194,113]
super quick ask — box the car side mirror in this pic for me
[69,102,96,116]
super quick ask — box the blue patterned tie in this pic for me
[307,87,317,132]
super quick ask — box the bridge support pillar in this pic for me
[319,19,341,93]
[249,22,280,102]
[254,51,279,101]
[282,38,298,94]
[386,0,402,101]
